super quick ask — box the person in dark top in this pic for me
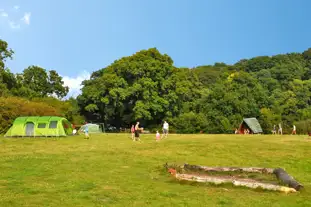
[134,122,143,141]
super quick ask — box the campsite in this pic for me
[1,1,311,206]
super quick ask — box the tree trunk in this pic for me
[273,168,303,191]
[173,173,297,193]
[165,163,303,192]
[184,164,274,174]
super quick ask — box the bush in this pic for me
[171,112,208,133]
[0,97,61,134]
[294,119,311,134]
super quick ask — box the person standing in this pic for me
[278,123,283,135]
[272,125,276,135]
[161,121,169,139]
[131,125,135,140]
[156,131,160,141]
[292,125,296,135]
[84,124,89,139]
[134,122,143,141]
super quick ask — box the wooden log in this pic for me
[232,180,297,193]
[166,164,303,192]
[184,163,274,174]
[170,171,296,193]
[273,168,303,191]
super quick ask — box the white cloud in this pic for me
[62,71,91,98]
[21,12,31,25]
[1,11,8,17]
[9,21,20,29]
[1,7,31,30]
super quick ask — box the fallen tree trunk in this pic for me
[184,163,274,174]
[273,168,303,191]
[170,171,297,193]
[166,163,303,192]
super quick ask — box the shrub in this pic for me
[0,97,61,134]
[171,112,208,134]
[294,119,311,134]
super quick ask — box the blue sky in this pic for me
[1,0,310,96]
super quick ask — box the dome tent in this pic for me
[79,123,104,134]
[4,116,73,137]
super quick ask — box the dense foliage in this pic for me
[1,38,311,134]
[78,47,311,134]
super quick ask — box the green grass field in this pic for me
[1,134,311,207]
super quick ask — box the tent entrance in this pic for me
[25,122,35,136]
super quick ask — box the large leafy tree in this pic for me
[78,48,202,128]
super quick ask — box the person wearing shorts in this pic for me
[134,122,141,141]
[162,121,169,139]
[292,125,296,135]
[84,125,89,139]
[272,125,276,134]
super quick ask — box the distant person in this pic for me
[134,122,143,141]
[161,121,169,139]
[272,125,276,135]
[73,128,77,135]
[84,125,89,139]
[156,131,160,141]
[292,125,296,135]
[131,125,135,140]
[278,123,283,135]
[235,128,238,134]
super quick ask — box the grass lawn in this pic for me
[1,134,311,207]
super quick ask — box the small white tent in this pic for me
[79,123,104,134]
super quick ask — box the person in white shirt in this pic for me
[278,123,283,135]
[162,121,169,139]
[292,125,296,135]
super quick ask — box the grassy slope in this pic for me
[0,134,311,207]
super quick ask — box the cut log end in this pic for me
[273,168,303,191]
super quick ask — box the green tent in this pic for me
[4,116,73,137]
[238,118,263,134]
[79,123,104,134]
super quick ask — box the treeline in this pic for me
[77,47,311,134]
[1,38,311,134]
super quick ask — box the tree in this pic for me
[48,70,69,98]
[21,66,50,97]
[0,39,14,70]
[19,66,68,98]
[78,48,176,128]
